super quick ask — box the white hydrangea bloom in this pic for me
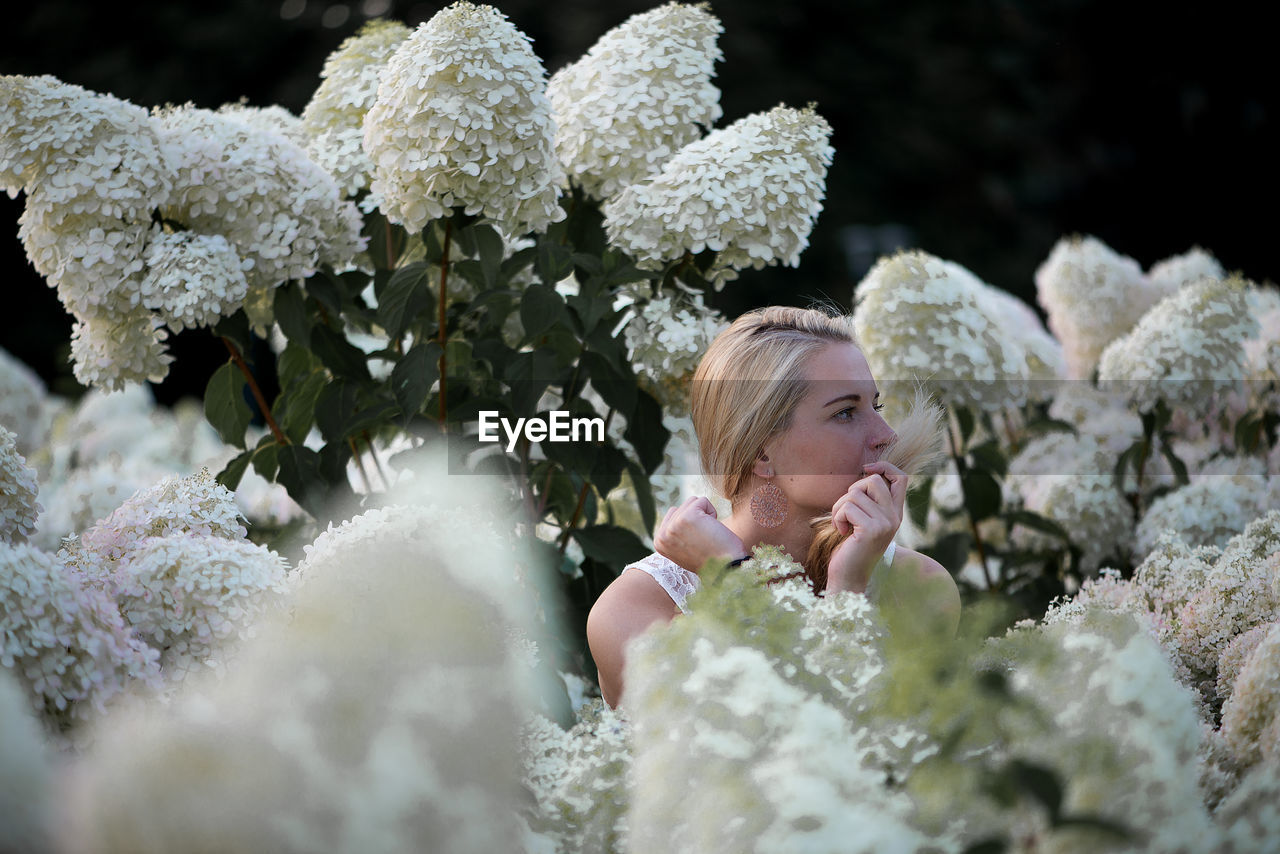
[154,104,365,329]
[548,1,722,199]
[1133,475,1279,562]
[1217,622,1272,705]
[0,541,159,726]
[109,534,288,677]
[1220,621,1280,768]
[604,104,832,285]
[0,347,48,455]
[73,469,246,567]
[976,281,1065,393]
[138,229,251,332]
[216,102,308,149]
[624,290,725,415]
[1034,235,1155,380]
[1005,432,1133,575]
[363,2,564,235]
[68,307,173,389]
[63,467,537,854]
[302,19,412,196]
[32,456,168,551]
[1098,275,1257,416]
[1147,246,1224,297]
[853,250,1030,412]
[0,668,53,854]
[0,425,40,544]
[1013,611,1219,853]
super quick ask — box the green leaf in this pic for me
[390,342,441,424]
[251,436,281,481]
[273,283,311,345]
[365,213,408,270]
[276,444,327,518]
[1005,509,1070,541]
[379,261,436,339]
[204,362,253,449]
[1008,760,1063,821]
[907,476,934,530]
[572,524,649,566]
[275,370,327,444]
[1158,440,1190,487]
[521,284,566,341]
[315,379,361,442]
[276,342,318,391]
[310,325,372,382]
[968,439,1008,476]
[471,222,504,288]
[589,444,628,496]
[961,470,1002,521]
[960,839,1007,854]
[536,240,574,285]
[955,406,976,445]
[216,448,254,491]
[581,350,637,417]
[625,459,657,535]
[212,311,253,356]
[624,389,670,474]
[307,270,346,318]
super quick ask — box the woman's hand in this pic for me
[654,496,747,575]
[827,461,908,594]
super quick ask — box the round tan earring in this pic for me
[750,481,788,528]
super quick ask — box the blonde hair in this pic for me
[690,306,858,504]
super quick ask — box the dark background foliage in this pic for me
[3,0,1275,402]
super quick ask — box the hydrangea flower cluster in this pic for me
[1133,474,1280,562]
[0,346,48,455]
[548,1,723,200]
[2,75,175,387]
[363,2,564,235]
[603,104,832,284]
[154,104,365,331]
[1034,235,1157,380]
[0,425,41,543]
[1005,432,1133,574]
[623,290,725,415]
[137,230,250,332]
[1098,275,1257,416]
[852,250,1031,413]
[302,19,412,197]
[1147,246,1225,295]
[0,541,159,726]
[1219,621,1280,768]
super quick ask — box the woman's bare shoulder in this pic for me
[885,545,962,636]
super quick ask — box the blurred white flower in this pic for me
[1098,275,1257,416]
[0,425,40,544]
[1214,762,1280,852]
[302,19,412,196]
[1220,621,1280,768]
[0,668,53,853]
[139,229,251,332]
[548,1,722,199]
[1034,235,1155,380]
[363,2,563,235]
[0,347,48,455]
[0,541,158,726]
[604,104,832,285]
[853,250,1030,413]
[1146,246,1224,296]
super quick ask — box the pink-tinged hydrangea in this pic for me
[1098,275,1257,417]
[548,1,722,200]
[33,456,169,551]
[1133,475,1279,562]
[1130,531,1219,644]
[302,19,412,197]
[1034,236,1155,380]
[74,469,246,567]
[363,2,564,235]
[1218,622,1273,705]
[138,229,251,332]
[604,104,832,285]
[624,290,726,415]
[0,347,48,455]
[0,541,159,727]
[0,426,40,544]
[110,534,288,677]
[853,250,1031,413]
[153,104,365,330]
[1220,621,1280,768]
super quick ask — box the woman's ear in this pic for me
[751,450,773,479]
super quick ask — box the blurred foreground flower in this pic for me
[363,2,563,235]
[548,1,722,199]
[603,104,832,285]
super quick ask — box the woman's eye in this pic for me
[835,408,854,421]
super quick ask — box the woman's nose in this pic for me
[872,422,896,453]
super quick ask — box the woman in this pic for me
[587,306,962,708]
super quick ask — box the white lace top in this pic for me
[626,541,898,614]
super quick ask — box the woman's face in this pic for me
[760,343,896,517]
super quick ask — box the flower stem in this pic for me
[222,337,287,445]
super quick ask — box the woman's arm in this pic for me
[586,569,680,708]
